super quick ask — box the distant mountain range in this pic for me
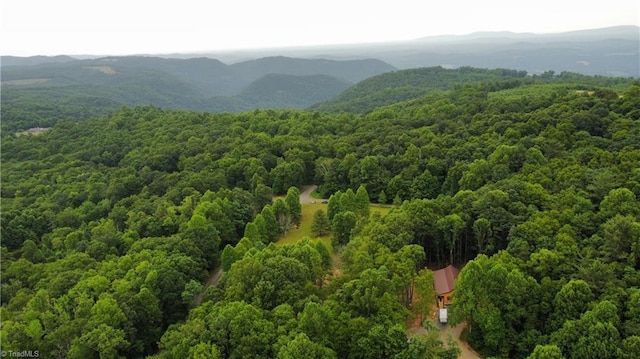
[194,25,640,78]
[1,26,638,131]
[3,25,637,77]
[1,55,392,98]
[0,56,394,129]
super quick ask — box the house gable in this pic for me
[433,265,459,295]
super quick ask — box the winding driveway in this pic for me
[299,185,323,204]
[194,266,223,305]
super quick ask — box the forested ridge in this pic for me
[310,67,636,114]
[0,56,395,131]
[1,70,640,358]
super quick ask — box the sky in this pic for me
[1,0,639,56]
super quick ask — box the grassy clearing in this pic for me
[277,202,330,246]
[276,203,394,273]
[371,204,392,217]
[276,203,393,247]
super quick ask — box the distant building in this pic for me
[433,265,459,309]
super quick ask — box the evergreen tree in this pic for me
[272,199,292,234]
[342,188,358,213]
[311,209,331,237]
[393,194,403,206]
[253,214,270,244]
[355,185,371,217]
[261,205,280,242]
[378,190,387,204]
[285,187,302,225]
[327,192,343,221]
[244,222,260,243]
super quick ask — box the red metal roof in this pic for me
[433,265,459,295]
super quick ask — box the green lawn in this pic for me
[277,202,331,247]
[276,203,392,248]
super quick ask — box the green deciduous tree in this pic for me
[551,300,622,359]
[437,213,465,264]
[332,211,357,247]
[622,336,640,359]
[271,161,304,194]
[451,253,541,357]
[183,214,221,266]
[224,250,311,310]
[599,188,640,220]
[181,279,203,308]
[277,333,337,359]
[413,268,436,322]
[527,344,565,359]
[602,215,640,267]
[549,279,595,332]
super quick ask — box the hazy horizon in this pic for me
[2,0,639,57]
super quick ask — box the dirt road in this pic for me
[194,266,223,305]
[300,185,322,204]
[440,323,481,359]
[408,312,481,359]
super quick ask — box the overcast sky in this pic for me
[1,0,639,56]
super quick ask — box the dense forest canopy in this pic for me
[1,66,640,358]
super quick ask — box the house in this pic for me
[433,265,459,309]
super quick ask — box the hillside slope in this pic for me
[309,66,529,113]
[235,73,352,109]
[309,66,637,114]
[230,56,395,84]
[0,56,394,131]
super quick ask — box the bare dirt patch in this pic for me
[16,127,51,136]
[83,66,117,74]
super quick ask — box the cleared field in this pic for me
[83,66,117,74]
[276,203,392,248]
[277,202,331,246]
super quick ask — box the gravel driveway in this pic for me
[299,185,324,204]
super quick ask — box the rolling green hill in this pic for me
[309,66,637,114]
[204,74,352,112]
[230,56,395,84]
[309,66,530,113]
[235,73,352,109]
[1,56,394,131]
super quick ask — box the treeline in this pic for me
[1,76,639,357]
